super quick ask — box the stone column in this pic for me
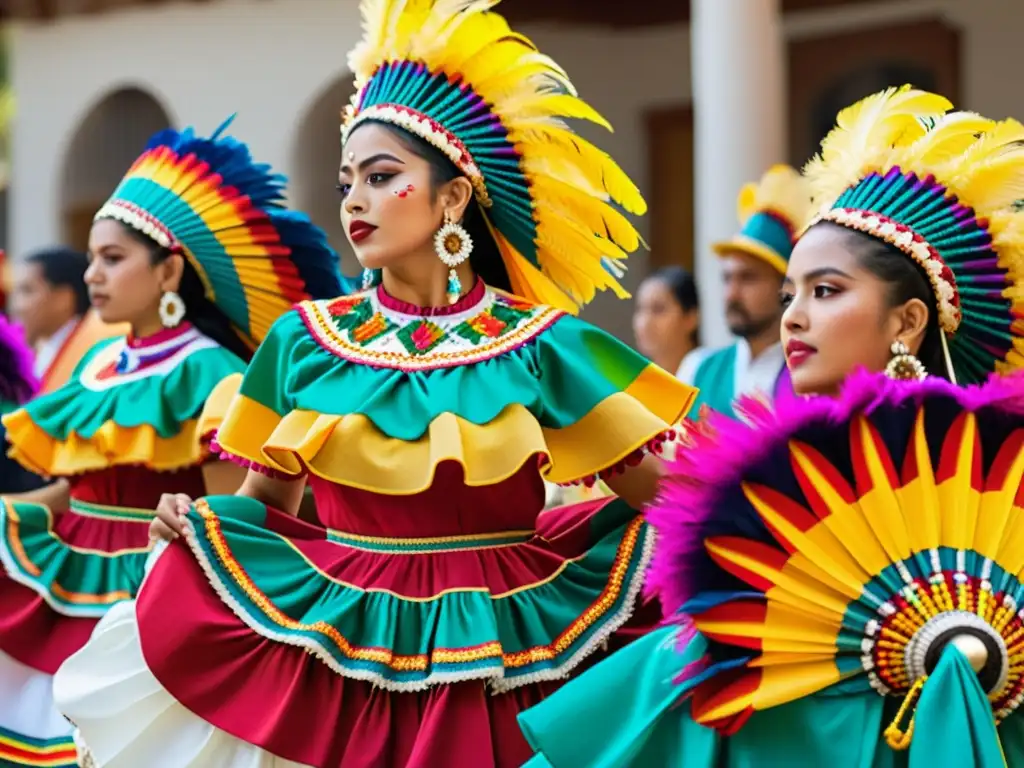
[690,0,786,347]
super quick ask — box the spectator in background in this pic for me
[9,246,124,393]
[632,265,701,377]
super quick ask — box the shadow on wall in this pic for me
[291,74,360,282]
[59,86,172,251]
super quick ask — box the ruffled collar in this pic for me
[376,278,486,317]
[115,322,202,376]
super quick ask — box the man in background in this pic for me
[9,246,124,393]
[679,165,812,418]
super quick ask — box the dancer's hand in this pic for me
[150,493,192,541]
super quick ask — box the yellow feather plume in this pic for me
[804,86,952,209]
[344,0,645,312]
[735,165,812,230]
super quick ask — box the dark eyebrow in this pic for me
[784,266,854,286]
[339,153,405,175]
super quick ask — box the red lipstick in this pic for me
[785,339,817,369]
[349,221,377,243]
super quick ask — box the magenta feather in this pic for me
[0,315,38,405]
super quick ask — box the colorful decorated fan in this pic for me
[95,117,347,347]
[647,371,1024,740]
[343,0,645,312]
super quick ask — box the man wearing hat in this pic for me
[679,165,812,418]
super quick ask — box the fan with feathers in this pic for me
[647,372,1024,761]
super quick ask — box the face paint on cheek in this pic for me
[394,184,415,199]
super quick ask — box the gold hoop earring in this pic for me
[885,340,927,381]
[434,210,473,304]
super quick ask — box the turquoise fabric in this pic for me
[909,645,1006,768]
[739,212,793,263]
[241,306,672,440]
[187,493,653,687]
[0,500,150,617]
[689,345,737,419]
[518,627,1024,767]
[14,336,246,440]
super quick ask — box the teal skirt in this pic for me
[518,626,1023,768]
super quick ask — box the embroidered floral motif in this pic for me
[300,287,565,371]
[397,320,445,355]
[453,301,534,344]
[353,313,394,345]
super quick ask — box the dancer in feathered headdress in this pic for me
[52,2,695,766]
[0,118,344,766]
[683,165,813,418]
[519,88,1024,766]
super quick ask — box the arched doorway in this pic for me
[291,75,359,280]
[59,86,172,251]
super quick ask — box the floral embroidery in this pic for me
[300,286,565,371]
[453,301,534,344]
[399,320,446,355]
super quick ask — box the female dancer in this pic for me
[53,1,696,766]
[518,88,1024,765]
[0,120,343,766]
[633,266,701,378]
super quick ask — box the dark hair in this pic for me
[814,221,947,379]
[351,119,513,293]
[646,266,699,312]
[118,223,254,363]
[25,247,89,315]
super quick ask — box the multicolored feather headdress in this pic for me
[712,165,813,275]
[341,0,646,313]
[95,118,346,346]
[649,371,1024,747]
[804,86,1024,384]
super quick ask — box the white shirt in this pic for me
[677,338,785,401]
[33,317,81,379]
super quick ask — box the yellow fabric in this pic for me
[197,372,243,441]
[711,235,789,275]
[3,408,206,477]
[215,365,695,495]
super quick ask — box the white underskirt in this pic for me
[0,647,72,740]
[53,599,309,768]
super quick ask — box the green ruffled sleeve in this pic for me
[213,303,695,493]
[2,336,246,476]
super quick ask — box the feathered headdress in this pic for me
[95,117,347,347]
[712,164,813,274]
[342,0,646,313]
[804,86,1024,384]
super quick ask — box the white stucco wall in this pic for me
[6,0,1023,338]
